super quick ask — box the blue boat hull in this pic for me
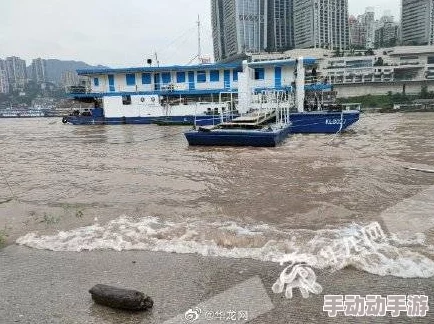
[289,111,360,133]
[185,126,292,147]
[63,114,232,126]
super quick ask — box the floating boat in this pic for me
[63,58,331,126]
[185,58,359,147]
[185,125,292,147]
[286,58,359,134]
[185,111,292,147]
[288,110,360,134]
[185,87,292,147]
[63,57,359,135]
[62,62,243,125]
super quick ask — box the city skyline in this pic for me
[0,0,399,67]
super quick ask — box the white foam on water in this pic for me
[389,232,427,246]
[16,216,434,279]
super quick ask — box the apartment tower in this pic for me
[293,0,349,50]
[401,0,434,45]
[211,0,294,61]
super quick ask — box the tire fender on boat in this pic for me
[62,117,68,124]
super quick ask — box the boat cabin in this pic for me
[72,58,326,99]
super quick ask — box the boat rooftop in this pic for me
[76,58,317,76]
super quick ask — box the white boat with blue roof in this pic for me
[63,57,359,135]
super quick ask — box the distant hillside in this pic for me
[44,59,108,84]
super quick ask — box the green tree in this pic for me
[365,48,375,56]
[420,85,429,99]
[374,57,384,66]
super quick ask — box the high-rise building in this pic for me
[30,58,47,83]
[211,0,225,61]
[375,14,399,48]
[293,0,349,51]
[401,0,434,45]
[349,16,366,49]
[211,0,268,62]
[375,23,399,48]
[0,59,10,94]
[61,71,79,87]
[360,7,375,49]
[267,0,294,52]
[349,8,397,50]
[211,0,350,60]
[5,56,27,89]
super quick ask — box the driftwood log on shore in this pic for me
[89,284,154,311]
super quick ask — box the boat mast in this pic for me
[154,52,160,67]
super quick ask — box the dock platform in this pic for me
[186,109,292,147]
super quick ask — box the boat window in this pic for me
[126,73,136,86]
[254,68,264,80]
[197,71,207,83]
[162,72,172,84]
[176,72,186,83]
[210,70,220,82]
[122,95,132,105]
[142,73,151,84]
[233,69,241,81]
[93,77,99,86]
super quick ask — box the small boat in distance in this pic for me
[0,107,47,118]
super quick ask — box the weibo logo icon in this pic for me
[184,307,202,322]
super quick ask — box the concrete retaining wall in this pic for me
[334,80,434,98]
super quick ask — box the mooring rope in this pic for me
[328,110,345,144]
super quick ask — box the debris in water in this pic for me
[272,263,323,299]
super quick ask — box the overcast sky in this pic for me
[0,0,399,67]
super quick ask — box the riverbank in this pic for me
[0,245,432,324]
[338,92,434,110]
